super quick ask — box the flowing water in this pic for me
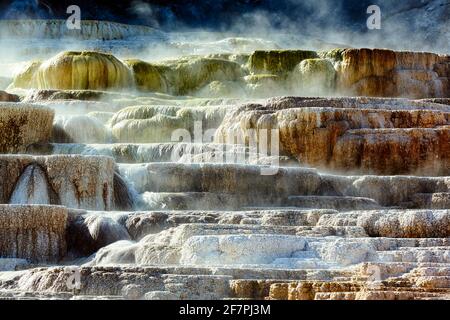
[0,19,449,300]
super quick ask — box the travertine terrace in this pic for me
[0,18,448,301]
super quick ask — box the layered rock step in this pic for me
[215,97,450,175]
[10,49,450,99]
[0,205,67,263]
[1,262,449,300]
[83,225,450,267]
[249,262,450,300]
[10,95,449,177]
[0,199,448,300]
[118,162,449,209]
[411,193,450,209]
[1,51,449,301]
[335,49,450,98]
[238,273,450,300]
[69,207,450,264]
[317,209,450,238]
[0,265,338,300]
[0,155,116,210]
[27,142,295,165]
[0,20,158,41]
[0,103,54,153]
[3,204,448,260]
[287,196,380,210]
[109,105,229,143]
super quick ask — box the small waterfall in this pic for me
[113,172,136,211]
[84,214,131,251]
[53,115,111,143]
[9,164,55,205]
[1,19,449,300]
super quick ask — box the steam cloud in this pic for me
[0,0,447,53]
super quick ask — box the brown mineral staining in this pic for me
[0,204,67,262]
[230,279,283,299]
[215,97,450,175]
[336,48,449,98]
[228,261,450,300]
[11,48,450,99]
[0,155,115,210]
[262,271,449,300]
[0,91,20,102]
[0,103,54,153]
[1,43,449,301]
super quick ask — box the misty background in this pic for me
[0,0,448,52]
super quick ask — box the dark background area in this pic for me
[0,0,389,31]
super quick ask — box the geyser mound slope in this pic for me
[12,48,450,99]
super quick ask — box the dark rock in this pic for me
[0,90,20,102]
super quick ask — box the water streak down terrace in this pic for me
[0,18,449,300]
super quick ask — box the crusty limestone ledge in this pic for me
[337,49,450,98]
[0,205,67,263]
[0,155,115,210]
[318,209,450,238]
[231,262,450,300]
[1,262,448,300]
[215,97,450,175]
[0,102,54,153]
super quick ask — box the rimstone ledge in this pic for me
[0,155,115,210]
[0,102,54,153]
[0,25,449,300]
[0,205,67,263]
[215,97,450,175]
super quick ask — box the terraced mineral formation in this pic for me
[0,205,67,263]
[0,155,115,210]
[12,48,450,99]
[14,51,133,90]
[0,19,449,300]
[215,97,450,175]
[125,57,245,96]
[336,49,450,98]
[0,20,158,40]
[0,103,54,153]
[110,105,228,143]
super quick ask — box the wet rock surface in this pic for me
[0,103,54,153]
[216,97,450,175]
[0,20,449,300]
[11,48,450,99]
[0,155,115,210]
[0,91,19,102]
[0,205,67,263]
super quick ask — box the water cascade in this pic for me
[9,164,53,205]
[0,18,449,301]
